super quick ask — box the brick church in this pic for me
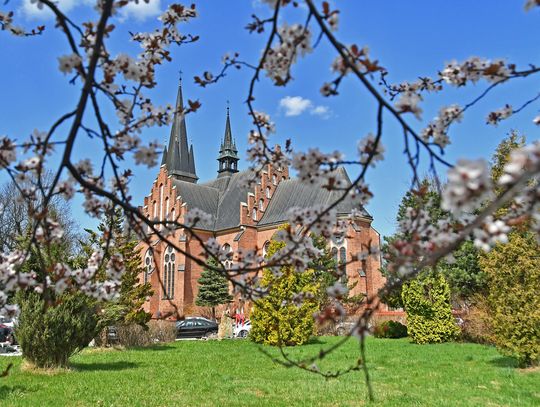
[138,83,387,319]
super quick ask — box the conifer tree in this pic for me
[84,208,153,327]
[195,257,233,320]
[250,230,321,346]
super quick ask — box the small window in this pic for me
[163,245,175,299]
[339,247,347,284]
[144,249,154,284]
[252,208,257,221]
[262,241,271,257]
[272,174,277,185]
[358,268,366,277]
[259,199,264,211]
[266,187,271,199]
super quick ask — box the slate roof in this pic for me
[172,167,371,232]
[258,167,371,227]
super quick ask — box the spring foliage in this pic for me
[402,273,459,344]
[250,237,320,346]
[480,231,540,367]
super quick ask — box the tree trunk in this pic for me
[212,307,216,321]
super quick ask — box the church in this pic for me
[138,82,387,319]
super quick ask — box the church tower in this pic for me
[161,80,198,183]
[217,106,239,177]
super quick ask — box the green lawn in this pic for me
[0,337,538,406]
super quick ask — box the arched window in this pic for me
[339,247,347,284]
[252,208,257,221]
[159,184,164,226]
[259,199,264,211]
[331,247,338,268]
[144,249,154,284]
[272,174,277,185]
[165,197,169,220]
[222,243,233,270]
[266,187,271,199]
[262,241,271,257]
[163,246,175,299]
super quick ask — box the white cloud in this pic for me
[279,96,312,117]
[279,96,331,119]
[20,0,160,22]
[310,105,330,119]
[21,0,90,19]
[119,0,161,22]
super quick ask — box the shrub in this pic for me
[250,237,320,346]
[16,292,100,368]
[402,273,459,344]
[480,231,540,367]
[373,320,407,338]
[94,320,176,347]
[459,298,494,345]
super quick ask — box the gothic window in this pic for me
[159,184,164,227]
[222,243,233,270]
[331,247,338,267]
[339,247,347,284]
[262,241,271,257]
[252,208,257,221]
[144,249,154,284]
[163,246,175,299]
[259,199,264,211]
[272,174,277,185]
[165,197,169,219]
[266,187,271,198]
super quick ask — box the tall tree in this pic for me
[195,257,233,320]
[85,208,153,327]
[480,133,540,367]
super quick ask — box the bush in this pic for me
[459,299,494,345]
[402,273,459,344]
[250,237,320,346]
[373,320,407,338]
[94,320,176,347]
[480,231,540,367]
[16,292,99,368]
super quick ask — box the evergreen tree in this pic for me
[480,231,540,367]
[84,208,153,327]
[479,133,540,367]
[250,230,321,346]
[382,178,485,307]
[195,257,233,320]
[308,234,338,306]
[401,272,459,344]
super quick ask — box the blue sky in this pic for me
[1,0,539,238]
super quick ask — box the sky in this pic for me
[1,0,539,239]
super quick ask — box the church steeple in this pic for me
[217,105,239,177]
[162,80,198,183]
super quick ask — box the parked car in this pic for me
[176,317,218,339]
[234,319,251,338]
[0,324,15,344]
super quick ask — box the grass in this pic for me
[0,337,538,406]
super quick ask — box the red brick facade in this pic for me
[138,163,388,320]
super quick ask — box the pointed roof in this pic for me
[163,82,198,183]
[218,106,239,160]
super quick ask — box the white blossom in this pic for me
[357,133,384,166]
[58,54,83,74]
[442,159,492,215]
[486,104,513,126]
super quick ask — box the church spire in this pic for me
[217,104,239,177]
[163,79,198,183]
